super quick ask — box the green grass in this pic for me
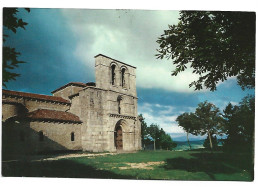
[2,150,254,181]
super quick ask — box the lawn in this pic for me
[2,150,254,181]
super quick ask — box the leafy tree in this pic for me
[158,128,177,150]
[156,11,255,91]
[147,124,160,150]
[223,95,255,152]
[146,124,176,150]
[176,112,200,149]
[194,101,224,150]
[203,134,218,150]
[139,114,151,148]
[3,8,30,87]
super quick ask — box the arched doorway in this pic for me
[114,125,123,150]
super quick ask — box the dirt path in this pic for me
[34,152,118,161]
[2,152,118,163]
[113,161,165,170]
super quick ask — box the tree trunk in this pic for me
[187,131,192,150]
[154,139,156,151]
[208,131,213,151]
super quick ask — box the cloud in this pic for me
[4,9,92,94]
[60,9,207,93]
[138,102,209,141]
[138,102,191,134]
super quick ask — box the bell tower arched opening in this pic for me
[111,64,116,85]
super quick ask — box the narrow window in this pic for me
[39,131,44,142]
[20,131,25,142]
[117,96,122,114]
[121,68,125,87]
[111,64,116,85]
[118,99,121,114]
[71,132,75,141]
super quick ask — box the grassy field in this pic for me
[2,150,254,181]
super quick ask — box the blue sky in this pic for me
[4,8,255,141]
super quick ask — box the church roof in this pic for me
[51,82,87,93]
[2,89,70,104]
[26,109,82,123]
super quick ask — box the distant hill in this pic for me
[173,139,225,151]
[173,140,204,151]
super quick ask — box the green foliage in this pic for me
[3,8,30,87]
[203,134,218,150]
[176,101,224,150]
[144,122,176,150]
[195,101,224,136]
[223,95,255,152]
[176,112,201,135]
[156,11,255,91]
[139,114,149,146]
[147,123,160,142]
[158,128,177,150]
[176,112,200,149]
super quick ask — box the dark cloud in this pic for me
[5,9,94,95]
[138,87,199,108]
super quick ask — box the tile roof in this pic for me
[2,89,70,104]
[27,109,82,123]
[51,82,87,93]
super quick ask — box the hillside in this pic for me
[173,140,205,151]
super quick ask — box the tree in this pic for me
[203,134,218,150]
[156,11,255,91]
[147,124,160,150]
[158,128,177,150]
[176,112,200,150]
[223,95,255,152]
[139,114,150,149]
[194,101,224,150]
[3,8,30,87]
[146,124,176,150]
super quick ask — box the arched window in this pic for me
[121,68,126,87]
[118,99,121,114]
[111,64,116,85]
[71,132,75,141]
[117,96,123,114]
[39,131,44,142]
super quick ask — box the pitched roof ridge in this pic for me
[51,82,87,93]
[94,54,136,69]
[2,89,70,104]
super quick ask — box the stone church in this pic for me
[2,54,141,157]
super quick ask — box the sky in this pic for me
[3,8,255,141]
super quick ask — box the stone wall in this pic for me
[78,55,141,152]
[30,121,82,151]
[52,85,84,100]
[95,55,137,97]
[77,87,105,152]
[2,119,82,158]
[2,103,24,121]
